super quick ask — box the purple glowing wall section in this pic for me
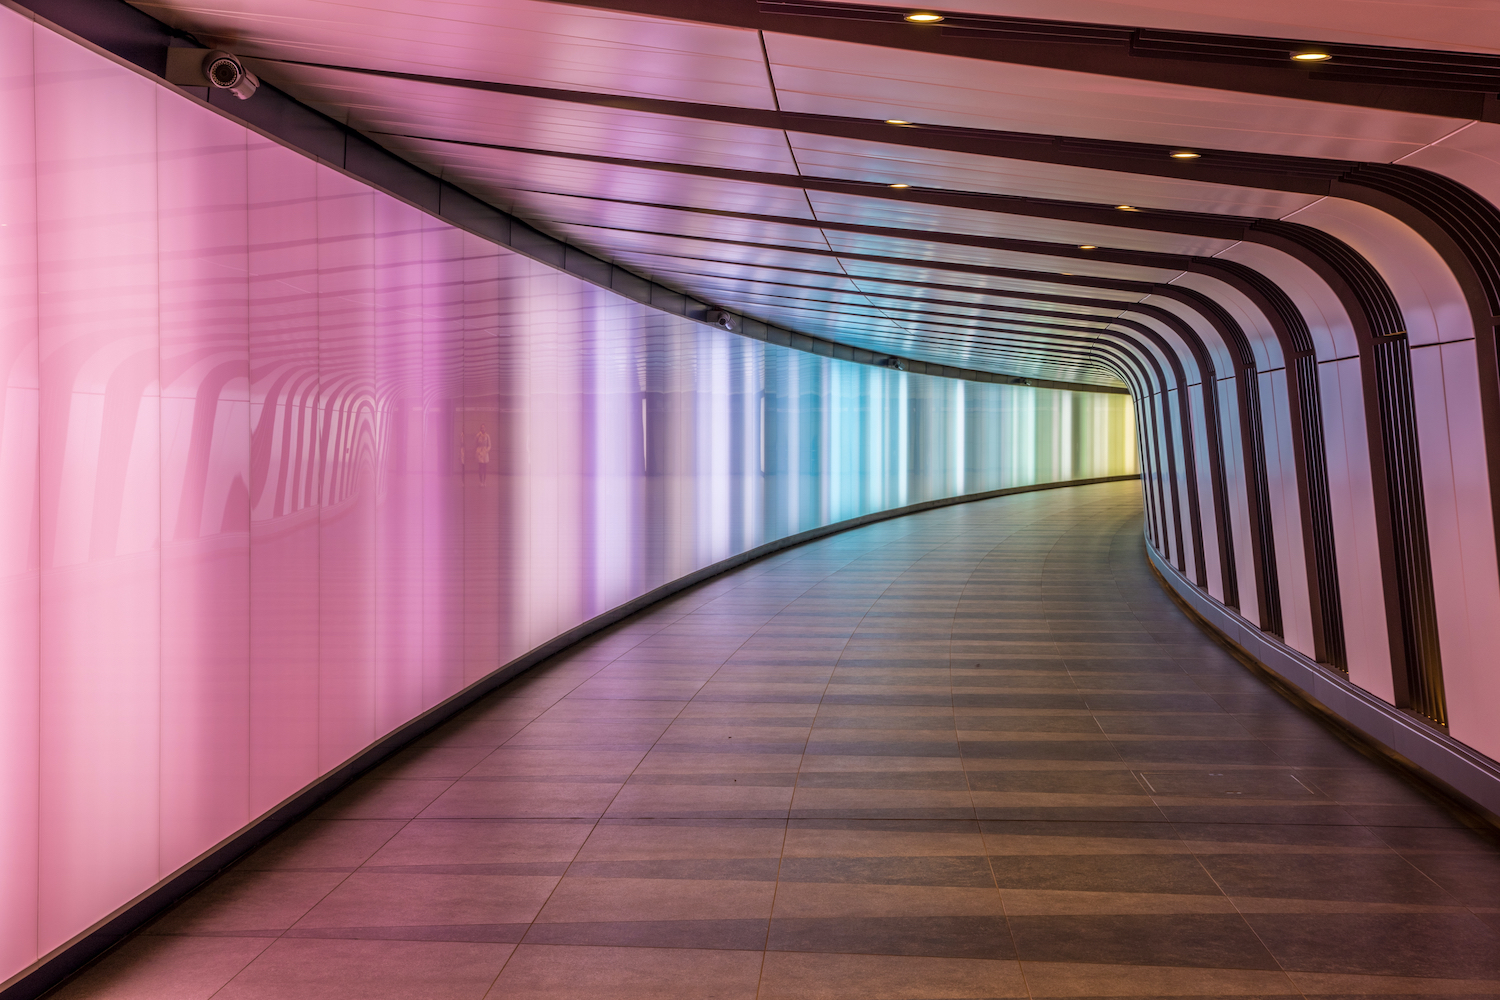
[0,9,1137,985]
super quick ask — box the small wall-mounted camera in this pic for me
[877,357,906,371]
[706,310,736,332]
[166,47,260,100]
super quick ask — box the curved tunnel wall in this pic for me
[1096,154,1500,806]
[0,12,1139,988]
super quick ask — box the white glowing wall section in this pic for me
[0,10,1138,985]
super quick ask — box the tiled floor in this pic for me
[57,482,1500,999]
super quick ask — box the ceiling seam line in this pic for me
[754,27,905,343]
[1392,120,1481,164]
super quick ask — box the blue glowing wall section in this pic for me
[0,7,1137,984]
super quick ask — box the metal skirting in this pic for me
[1147,540,1500,827]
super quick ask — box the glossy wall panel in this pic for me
[0,6,40,980]
[0,11,1138,986]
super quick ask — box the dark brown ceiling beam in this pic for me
[688,297,1126,379]
[588,238,1173,364]
[550,182,1400,363]
[795,324,1129,383]
[712,291,1114,357]
[380,133,1260,239]
[732,300,1115,361]
[702,277,1121,329]
[623,243,1232,386]
[646,255,1144,313]
[538,191,1203,270]
[687,271,1127,333]
[469,0,1500,119]
[712,287,1125,366]
[647,257,1187,386]
[280,59,1349,195]
[619,239,1157,300]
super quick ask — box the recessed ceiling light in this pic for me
[889,183,910,189]
[1115,205,1139,211]
[1078,244,1098,250]
[904,11,944,21]
[1169,151,1201,159]
[1292,50,1332,61]
[884,119,912,125]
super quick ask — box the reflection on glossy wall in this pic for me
[0,9,1136,984]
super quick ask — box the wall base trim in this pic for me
[2,474,1140,1000]
[1147,540,1500,830]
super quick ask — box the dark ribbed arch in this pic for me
[1247,224,1444,721]
[1185,257,1346,668]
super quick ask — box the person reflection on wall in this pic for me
[474,424,492,485]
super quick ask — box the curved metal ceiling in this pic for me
[109,0,1500,394]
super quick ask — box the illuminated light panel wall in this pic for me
[0,10,1136,985]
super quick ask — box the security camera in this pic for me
[165,47,258,100]
[706,310,736,332]
[877,357,906,371]
[204,50,259,99]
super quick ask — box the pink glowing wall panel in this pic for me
[0,10,1137,985]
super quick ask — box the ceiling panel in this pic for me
[849,282,1131,320]
[680,275,1118,336]
[387,142,818,221]
[805,191,1243,256]
[622,277,1117,379]
[857,298,1116,330]
[648,265,864,296]
[821,232,1188,283]
[672,279,888,315]
[847,0,1500,56]
[786,132,1322,217]
[136,0,778,106]
[523,196,833,252]
[682,303,1119,379]
[601,239,848,274]
[765,33,1464,161]
[260,65,799,173]
[840,260,1153,303]
[640,258,1137,326]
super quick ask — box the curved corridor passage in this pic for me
[60,481,1500,999]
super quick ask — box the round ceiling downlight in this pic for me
[1169,151,1201,159]
[904,11,944,22]
[1292,50,1332,61]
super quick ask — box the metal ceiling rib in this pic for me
[833,0,1500,57]
[115,0,1493,389]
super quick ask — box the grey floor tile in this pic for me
[50,936,275,1000]
[72,485,1500,1000]
[213,939,512,1000]
[1245,911,1500,978]
[1008,913,1281,969]
[1196,852,1460,905]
